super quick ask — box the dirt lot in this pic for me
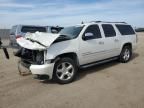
[0,33,144,108]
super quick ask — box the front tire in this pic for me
[53,57,77,84]
[119,46,132,63]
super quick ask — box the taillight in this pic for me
[16,35,22,39]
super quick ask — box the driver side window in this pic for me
[83,25,102,40]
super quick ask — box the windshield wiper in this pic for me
[53,34,71,43]
[59,35,71,39]
[26,38,47,47]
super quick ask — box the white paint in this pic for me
[17,22,137,81]
[17,32,59,50]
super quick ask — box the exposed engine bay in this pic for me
[14,32,72,77]
[15,48,45,66]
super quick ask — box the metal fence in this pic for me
[0,29,10,39]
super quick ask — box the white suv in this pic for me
[15,21,137,84]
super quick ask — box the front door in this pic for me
[79,25,106,65]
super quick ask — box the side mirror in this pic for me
[51,29,58,34]
[83,32,94,40]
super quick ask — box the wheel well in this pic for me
[55,52,79,66]
[123,43,132,49]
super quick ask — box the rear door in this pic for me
[100,24,120,58]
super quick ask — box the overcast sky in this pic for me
[0,0,144,28]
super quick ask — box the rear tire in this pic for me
[53,57,77,84]
[119,46,132,63]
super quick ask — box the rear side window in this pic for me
[116,25,135,35]
[84,25,102,40]
[21,26,47,33]
[102,24,116,37]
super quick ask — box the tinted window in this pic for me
[84,25,101,40]
[116,25,135,35]
[102,24,116,37]
[21,26,47,33]
[59,26,83,39]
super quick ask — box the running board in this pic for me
[80,57,118,69]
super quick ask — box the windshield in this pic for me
[59,26,83,39]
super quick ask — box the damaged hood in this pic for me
[17,32,59,50]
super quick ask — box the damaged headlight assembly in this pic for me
[15,48,45,65]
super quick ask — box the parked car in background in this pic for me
[9,25,63,47]
[9,25,47,47]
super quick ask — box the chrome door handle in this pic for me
[99,41,104,45]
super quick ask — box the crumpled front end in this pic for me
[15,48,54,79]
[15,48,45,65]
[16,32,59,50]
[15,32,60,79]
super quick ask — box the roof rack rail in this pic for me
[90,21,127,24]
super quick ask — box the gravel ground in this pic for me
[0,33,144,108]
